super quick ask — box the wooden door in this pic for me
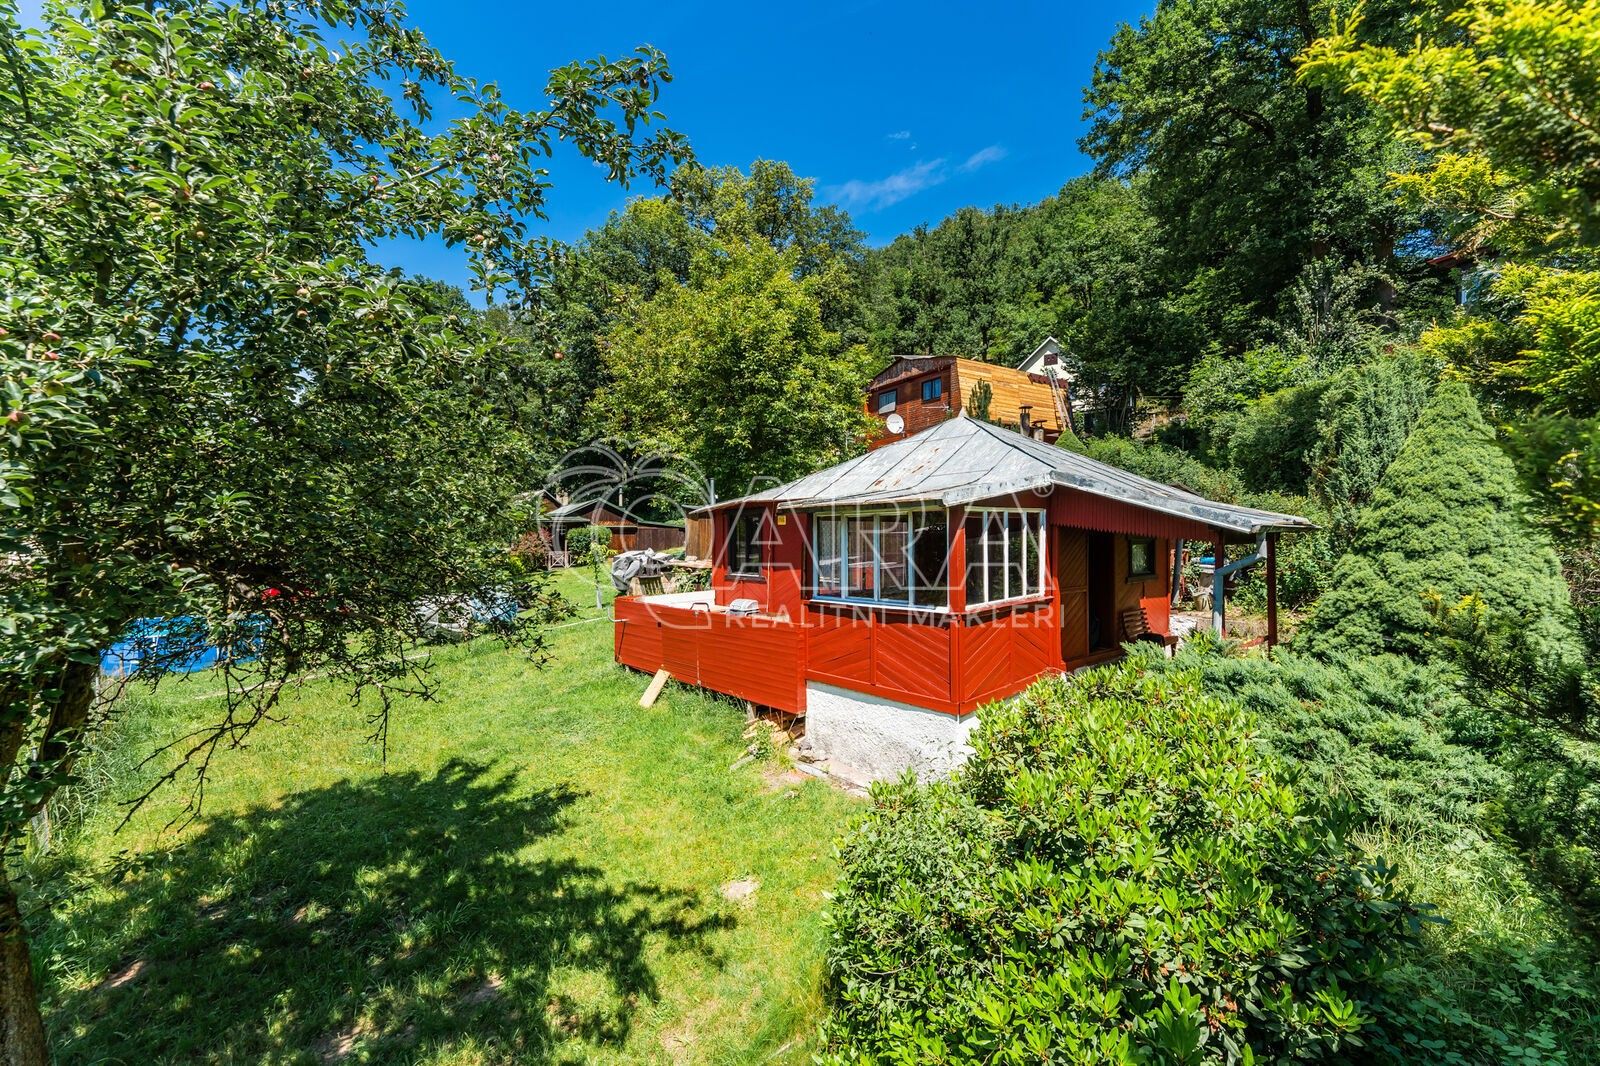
[1056,528,1089,664]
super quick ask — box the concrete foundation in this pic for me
[802,682,978,782]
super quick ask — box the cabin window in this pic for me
[921,377,943,402]
[726,512,764,578]
[964,509,1046,606]
[876,389,897,413]
[1128,536,1156,578]
[809,511,948,608]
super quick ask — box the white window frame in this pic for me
[808,508,948,610]
[965,508,1047,608]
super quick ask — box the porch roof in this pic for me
[709,415,1313,537]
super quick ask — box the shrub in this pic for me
[1308,348,1436,554]
[1079,435,1242,502]
[1139,641,1502,835]
[564,523,611,561]
[509,530,550,571]
[1132,642,1600,1061]
[1498,728,1600,925]
[1223,380,1329,494]
[823,660,1422,1064]
[1299,380,1579,663]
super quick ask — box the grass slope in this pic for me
[27,571,857,1065]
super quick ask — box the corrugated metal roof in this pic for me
[707,416,1313,536]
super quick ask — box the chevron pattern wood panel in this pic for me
[960,618,1012,702]
[807,605,873,685]
[875,617,953,704]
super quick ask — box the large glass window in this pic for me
[963,509,1046,606]
[876,389,897,413]
[726,511,763,578]
[810,512,949,608]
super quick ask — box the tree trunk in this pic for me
[0,866,49,1066]
[0,658,100,1066]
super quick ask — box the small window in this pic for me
[1128,537,1156,578]
[1043,352,1058,366]
[726,512,763,578]
[876,389,897,413]
[921,377,943,402]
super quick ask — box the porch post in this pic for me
[948,507,967,613]
[1211,530,1227,636]
[948,507,967,712]
[1265,532,1279,648]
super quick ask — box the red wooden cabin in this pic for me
[613,416,1310,777]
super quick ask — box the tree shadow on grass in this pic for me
[39,759,733,1063]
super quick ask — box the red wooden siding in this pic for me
[959,603,1056,709]
[1049,489,1211,542]
[613,596,805,713]
[711,506,807,617]
[806,603,957,711]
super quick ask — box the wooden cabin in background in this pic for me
[865,355,1067,448]
[543,499,684,557]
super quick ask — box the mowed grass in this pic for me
[26,571,858,1065]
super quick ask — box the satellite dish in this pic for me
[885,412,905,435]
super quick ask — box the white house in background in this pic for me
[1016,336,1068,381]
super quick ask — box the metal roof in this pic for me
[708,415,1313,536]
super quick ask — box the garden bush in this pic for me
[1308,348,1436,554]
[823,660,1422,1064]
[1497,728,1600,925]
[564,523,612,561]
[1079,435,1243,502]
[1134,641,1502,835]
[1299,380,1578,663]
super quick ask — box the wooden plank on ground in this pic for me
[639,667,671,708]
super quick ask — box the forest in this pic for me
[3,0,1599,1061]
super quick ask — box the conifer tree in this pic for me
[1300,380,1579,662]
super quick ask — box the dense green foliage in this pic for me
[1131,641,1600,1064]
[590,238,872,493]
[858,179,1196,420]
[523,160,868,493]
[1308,349,1437,552]
[824,661,1420,1064]
[1301,381,1578,660]
[1303,0,1600,537]
[1084,0,1423,353]
[0,0,686,1057]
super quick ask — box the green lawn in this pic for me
[27,571,858,1064]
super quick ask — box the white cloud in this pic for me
[959,145,1008,172]
[827,159,948,212]
[886,130,912,140]
[827,144,1008,213]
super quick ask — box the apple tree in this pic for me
[0,0,688,1059]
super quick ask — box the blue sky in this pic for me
[17,0,1155,292]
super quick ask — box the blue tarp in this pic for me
[101,616,267,676]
